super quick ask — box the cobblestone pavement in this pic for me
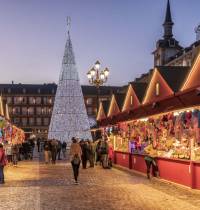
[1,153,200,210]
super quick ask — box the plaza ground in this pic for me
[1,154,200,210]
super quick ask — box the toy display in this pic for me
[104,107,200,160]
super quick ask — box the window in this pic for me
[14,97,22,105]
[7,88,11,93]
[38,88,41,94]
[156,83,160,96]
[29,118,35,125]
[13,118,20,124]
[42,107,47,115]
[87,107,93,115]
[29,97,35,104]
[8,107,12,114]
[44,118,49,126]
[23,88,26,94]
[28,107,34,115]
[6,97,12,104]
[36,107,42,115]
[52,89,55,94]
[86,98,93,105]
[48,97,52,104]
[130,95,133,105]
[43,97,47,105]
[22,118,27,126]
[13,107,20,115]
[35,97,41,104]
[22,107,28,115]
[48,108,52,114]
[99,97,107,102]
[21,97,27,104]
[36,118,42,126]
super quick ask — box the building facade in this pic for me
[153,0,200,68]
[0,83,119,138]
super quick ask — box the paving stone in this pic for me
[0,157,200,210]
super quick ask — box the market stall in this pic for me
[0,116,25,145]
[101,105,200,189]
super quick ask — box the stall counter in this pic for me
[114,151,200,189]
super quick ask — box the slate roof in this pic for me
[0,83,120,96]
[130,82,148,103]
[0,84,57,95]
[156,66,190,92]
[164,0,173,23]
[102,100,110,115]
[114,93,126,110]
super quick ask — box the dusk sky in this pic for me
[0,0,199,86]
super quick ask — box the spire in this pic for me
[165,0,172,23]
[163,0,174,39]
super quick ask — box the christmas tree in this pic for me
[48,28,91,142]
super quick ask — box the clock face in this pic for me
[88,117,97,127]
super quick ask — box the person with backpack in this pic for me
[70,137,82,184]
[0,143,7,184]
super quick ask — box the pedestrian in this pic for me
[40,138,45,152]
[108,141,114,168]
[144,141,159,179]
[100,138,109,169]
[48,140,52,162]
[51,139,58,164]
[80,140,87,169]
[29,139,35,159]
[88,140,95,167]
[0,143,7,184]
[12,144,19,166]
[57,140,62,160]
[37,138,40,152]
[96,139,102,165]
[70,137,82,184]
[62,141,67,159]
[4,142,12,164]
[44,140,50,164]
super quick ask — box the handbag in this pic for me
[72,154,80,165]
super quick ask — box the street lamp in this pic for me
[87,60,110,113]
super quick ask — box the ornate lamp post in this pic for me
[87,61,110,113]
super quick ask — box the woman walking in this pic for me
[70,137,82,184]
[44,140,50,164]
[0,144,7,184]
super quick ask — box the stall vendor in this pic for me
[144,141,159,179]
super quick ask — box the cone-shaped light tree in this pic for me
[48,25,92,142]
